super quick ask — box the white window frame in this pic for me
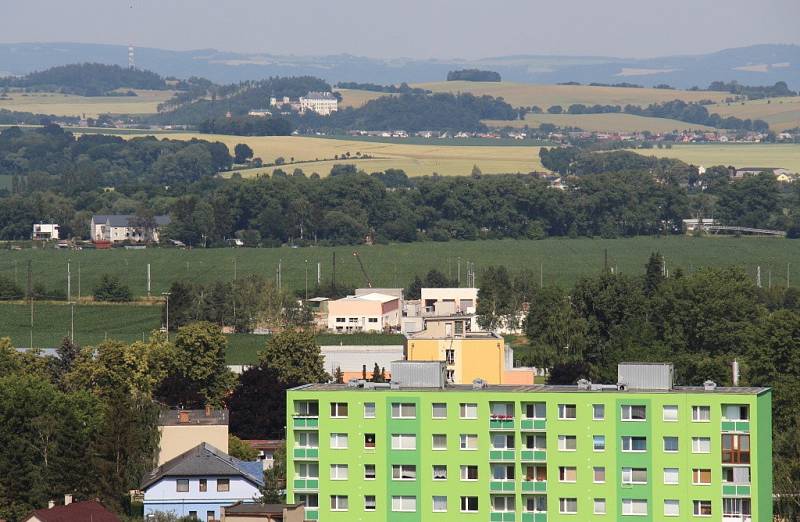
[621,467,648,485]
[525,402,546,419]
[330,402,348,418]
[622,499,648,516]
[559,466,577,483]
[330,433,348,449]
[364,495,376,512]
[391,464,417,481]
[460,434,478,450]
[363,402,376,418]
[432,496,448,512]
[432,402,447,419]
[664,499,680,517]
[432,433,447,450]
[621,436,647,452]
[460,465,479,481]
[363,464,375,480]
[593,435,605,451]
[559,498,577,514]
[594,498,606,515]
[692,437,711,454]
[621,404,647,421]
[460,403,478,419]
[460,496,479,513]
[558,403,577,420]
[391,496,417,513]
[330,464,348,480]
[391,402,416,419]
[593,466,606,483]
[391,434,416,450]
[330,495,348,512]
[558,435,577,451]
[592,404,605,420]
[663,436,679,453]
[432,465,447,480]
[693,500,712,517]
[296,462,319,479]
[692,405,711,422]
[663,468,679,485]
[296,431,319,449]
[662,405,678,421]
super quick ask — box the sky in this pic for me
[1,0,798,60]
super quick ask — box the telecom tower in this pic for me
[128,45,135,69]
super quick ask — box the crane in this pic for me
[352,251,373,288]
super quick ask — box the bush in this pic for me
[93,274,132,302]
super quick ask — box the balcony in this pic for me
[521,480,547,493]
[721,420,750,433]
[521,514,547,522]
[520,419,546,431]
[292,478,319,490]
[490,512,516,522]
[490,417,515,430]
[520,450,546,462]
[293,416,319,429]
[293,447,319,459]
[490,480,516,492]
[490,450,516,461]
[304,509,319,521]
[722,517,751,522]
[722,485,751,496]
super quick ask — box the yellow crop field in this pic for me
[336,88,387,108]
[483,112,714,133]
[707,97,800,131]
[634,144,800,172]
[408,81,731,108]
[125,134,543,177]
[0,90,174,118]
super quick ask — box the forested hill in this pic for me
[0,63,167,96]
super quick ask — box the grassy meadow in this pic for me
[707,97,800,131]
[0,90,174,118]
[483,112,715,133]
[636,143,800,172]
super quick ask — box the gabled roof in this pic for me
[25,501,120,522]
[92,215,171,227]
[141,442,264,489]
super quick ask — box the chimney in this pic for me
[205,404,212,417]
[732,359,740,386]
[64,494,73,506]
[48,501,55,509]
[178,410,190,423]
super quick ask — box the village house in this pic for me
[157,407,229,466]
[23,498,120,522]
[221,502,304,522]
[31,223,60,240]
[90,214,171,244]
[326,292,401,333]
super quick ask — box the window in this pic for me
[216,479,229,492]
[364,495,376,511]
[593,435,606,451]
[296,432,319,448]
[392,464,417,481]
[460,434,478,450]
[493,496,515,512]
[594,498,606,515]
[525,402,546,419]
[664,499,680,517]
[330,402,348,418]
[296,462,319,479]
[621,405,647,421]
[391,434,416,450]
[335,317,345,323]
[206,511,214,522]
[330,464,348,480]
[663,468,679,484]
[391,402,416,419]
[460,496,479,512]
[723,466,750,485]
[432,434,447,450]
[593,466,606,483]
[559,466,577,482]
[526,496,547,513]
[367,317,378,323]
[692,468,711,485]
[558,404,576,420]
[663,405,678,421]
[693,500,712,517]
[364,433,375,449]
[558,435,576,451]
[330,495,349,511]
[364,464,375,480]
[199,479,207,492]
[621,436,647,452]
[460,465,479,480]
[663,436,678,452]
[722,434,750,464]
[295,400,318,416]
[460,403,478,419]
[176,479,189,492]
[723,404,749,421]
[295,494,318,508]
[692,437,711,454]
[723,498,751,517]
[432,403,447,419]
[490,402,514,417]
[525,434,546,450]
[445,349,455,365]
[492,433,515,450]
[622,499,648,516]
[330,433,348,449]
[433,465,447,480]
[189,512,197,519]
[622,468,648,484]
[559,498,577,514]
[692,405,710,422]
[433,496,447,512]
[492,464,515,481]
[593,404,605,420]
[364,402,376,418]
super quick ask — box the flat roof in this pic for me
[291,383,769,395]
[336,293,398,303]
[406,331,502,340]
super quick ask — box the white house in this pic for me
[90,214,171,243]
[420,287,479,315]
[142,443,263,521]
[32,223,59,240]
[299,92,338,115]
[326,292,401,333]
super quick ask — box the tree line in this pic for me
[334,82,430,94]
[707,80,797,99]
[0,63,167,96]
[446,69,502,82]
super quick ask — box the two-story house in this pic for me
[142,443,264,521]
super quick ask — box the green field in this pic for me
[2,237,796,301]
[637,143,800,172]
[0,90,175,118]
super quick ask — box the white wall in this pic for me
[144,476,259,503]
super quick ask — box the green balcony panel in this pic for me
[491,513,503,522]
[305,510,319,521]
[490,419,515,430]
[503,513,516,522]
[723,485,737,495]
[737,485,751,496]
[307,448,319,458]
[490,481,504,492]
[737,421,750,432]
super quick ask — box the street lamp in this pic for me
[161,292,172,341]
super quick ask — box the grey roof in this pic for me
[158,408,229,426]
[224,502,302,515]
[141,443,264,489]
[292,383,770,395]
[92,215,171,227]
[303,91,336,100]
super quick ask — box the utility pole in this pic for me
[147,263,151,298]
[27,260,32,348]
[277,259,282,291]
[304,259,309,301]
[77,262,81,300]
[540,262,543,288]
[70,301,75,342]
[67,261,71,302]
[161,292,171,341]
[317,262,321,285]
[788,263,791,289]
[457,257,461,286]
[332,252,336,292]
[756,266,762,288]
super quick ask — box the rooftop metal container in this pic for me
[391,361,446,388]
[618,362,674,390]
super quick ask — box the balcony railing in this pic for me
[490,480,516,492]
[293,478,319,490]
[304,509,319,521]
[521,480,547,493]
[722,484,751,496]
[293,447,319,459]
[520,450,546,462]
[521,513,547,522]
[520,419,546,431]
[490,512,516,522]
[490,450,516,461]
[721,420,750,432]
[490,416,515,430]
[292,416,319,429]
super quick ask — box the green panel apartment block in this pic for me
[286,363,771,522]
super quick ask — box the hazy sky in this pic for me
[2,0,798,59]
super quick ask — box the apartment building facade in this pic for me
[286,364,770,522]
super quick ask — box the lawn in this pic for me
[707,97,800,132]
[636,143,800,172]
[484,112,714,133]
[0,90,175,118]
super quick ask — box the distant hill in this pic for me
[0,62,167,96]
[0,42,798,89]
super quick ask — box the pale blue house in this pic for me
[142,443,264,521]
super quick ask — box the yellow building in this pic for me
[157,407,229,465]
[404,316,536,385]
